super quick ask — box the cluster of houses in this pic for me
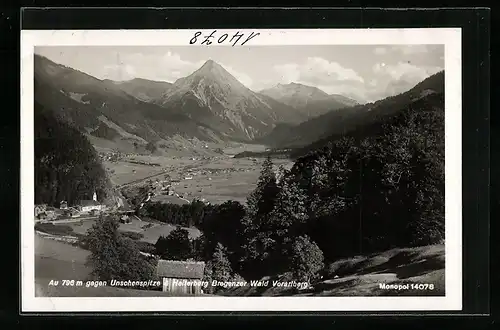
[34,192,107,221]
[98,151,123,163]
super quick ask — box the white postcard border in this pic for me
[21,28,462,312]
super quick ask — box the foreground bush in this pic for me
[35,223,74,236]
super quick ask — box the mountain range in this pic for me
[34,53,442,156]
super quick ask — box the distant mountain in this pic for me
[107,78,174,103]
[159,60,304,141]
[259,82,359,119]
[258,71,445,150]
[34,54,225,150]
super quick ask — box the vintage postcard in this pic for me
[21,28,462,312]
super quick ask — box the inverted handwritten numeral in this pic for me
[189,30,261,46]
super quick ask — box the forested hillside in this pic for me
[34,102,111,206]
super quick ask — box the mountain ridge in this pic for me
[259,82,359,119]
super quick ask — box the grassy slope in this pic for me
[223,244,445,297]
[35,280,201,297]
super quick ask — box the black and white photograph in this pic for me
[21,28,462,312]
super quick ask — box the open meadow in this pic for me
[103,160,166,186]
[63,217,201,243]
[167,155,292,204]
[35,234,92,286]
[103,142,293,204]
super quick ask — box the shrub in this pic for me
[289,235,324,283]
[121,231,144,240]
[155,226,193,260]
[135,241,157,254]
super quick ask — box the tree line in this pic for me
[138,200,208,228]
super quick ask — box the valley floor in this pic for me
[102,143,293,204]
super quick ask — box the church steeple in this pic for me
[93,191,97,202]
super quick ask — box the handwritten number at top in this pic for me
[190,30,260,46]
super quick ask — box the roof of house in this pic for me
[156,260,205,279]
[78,200,102,207]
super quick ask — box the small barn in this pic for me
[156,260,206,295]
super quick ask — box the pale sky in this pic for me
[35,45,444,103]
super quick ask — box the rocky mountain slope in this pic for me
[158,60,305,141]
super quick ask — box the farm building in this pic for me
[34,204,47,217]
[59,200,68,210]
[38,207,60,220]
[119,215,130,223]
[156,260,206,295]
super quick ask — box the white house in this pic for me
[77,200,104,213]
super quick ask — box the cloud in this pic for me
[102,63,136,81]
[374,61,442,81]
[390,45,430,55]
[273,57,364,85]
[99,51,254,87]
[219,64,254,88]
[372,61,443,97]
[267,57,367,102]
[373,45,445,58]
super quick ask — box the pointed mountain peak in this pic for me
[199,59,223,71]
[169,58,250,97]
[189,59,234,80]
